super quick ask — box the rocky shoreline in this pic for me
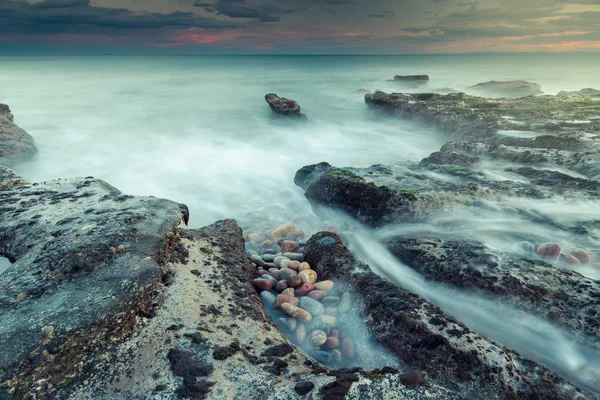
[2,86,600,399]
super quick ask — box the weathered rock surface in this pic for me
[559,88,600,96]
[394,75,429,82]
[364,91,600,179]
[0,165,28,190]
[0,104,36,165]
[265,93,307,119]
[469,80,543,97]
[304,232,596,399]
[0,177,183,398]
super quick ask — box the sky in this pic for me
[1,0,600,53]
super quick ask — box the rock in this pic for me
[265,93,307,119]
[295,283,314,295]
[248,233,263,243]
[299,262,311,272]
[571,250,591,265]
[272,223,296,240]
[261,240,274,253]
[275,280,289,292]
[309,330,328,347]
[325,307,337,314]
[559,253,580,265]
[261,274,278,287]
[322,337,340,350]
[322,296,340,306]
[288,231,305,240]
[262,254,277,262]
[340,337,355,360]
[399,371,428,388]
[0,164,29,189]
[558,88,600,96]
[0,104,37,165]
[469,80,543,98]
[281,240,299,254]
[268,268,281,280]
[273,256,291,268]
[306,290,327,301]
[321,315,337,327]
[261,343,294,357]
[329,349,342,364]
[260,291,277,309]
[298,269,318,284]
[288,260,301,271]
[314,280,334,291]
[281,303,312,322]
[276,317,297,332]
[250,255,265,266]
[295,324,306,344]
[394,75,429,82]
[338,293,351,313]
[330,329,339,339]
[280,259,292,269]
[287,275,302,288]
[282,288,296,297]
[274,294,299,310]
[535,242,561,260]
[294,381,314,395]
[279,268,298,281]
[310,349,340,365]
[253,279,273,291]
[299,297,325,319]
[283,252,304,261]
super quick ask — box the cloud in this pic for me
[32,0,90,8]
[212,0,300,22]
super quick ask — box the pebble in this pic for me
[295,324,307,344]
[299,269,318,285]
[263,249,276,255]
[275,294,299,310]
[299,297,325,319]
[298,240,307,246]
[295,283,314,295]
[281,240,300,254]
[273,223,296,240]
[329,349,342,364]
[322,337,340,350]
[559,253,580,265]
[288,275,302,288]
[262,254,277,263]
[284,252,304,261]
[268,269,281,280]
[513,241,533,255]
[288,261,301,271]
[322,296,340,306]
[306,290,327,301]
[274,256,291,268]
[261,274,278,287]
[340,337,355,360]
[299,262,311,272]
[288,231,305,240]
[314,280,334,291]
[263,262,277,269]
[339,292,351,313]
[294,381,314,396]
[280,259,292,269]
[250,255,265,266]
[248,233,264,243]
[330,328,340,339]
[281,303,312,322]
[282,288,296,297]
[260,291,277,309]
[535,242,561,260]
[325,307,337,314]
[277,317,297,332]
[321,315,337,327]
[279,268,298,281]
[247,250,258,257]
[257,269,268,277]
[276,280,289,292]
[42,326,55,339]
[311,349,342,365]
[309,330,328,347]
[253,279,272,291]
[570,250,591,265]
[261,240,274,253]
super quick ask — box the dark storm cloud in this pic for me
[211,0,301,22]
[0,0,241,33]
[368,10,396,18]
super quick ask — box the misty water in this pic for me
[2,53,600,391]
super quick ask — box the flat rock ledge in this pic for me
[468,80,543,98]
[0,104,36,165]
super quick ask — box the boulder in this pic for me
[0,165,28,190]
[0,104,36,165]
[468,80,543,98]
[265,93,307,119]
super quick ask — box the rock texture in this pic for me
[265,93,307,119]
[468,80,543,98]
[0,177,183,398]
[0,104,36,165]
[304,232,596,399]
[558,88,600,96]
[0,165,28,190]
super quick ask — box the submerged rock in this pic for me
[0,104,37,165]
[265,93,307,119]
[394,75,429,82]
[469,80,543,97]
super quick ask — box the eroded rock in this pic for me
[0,104,36,165]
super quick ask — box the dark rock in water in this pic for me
[399,371,428,388]
[0,177,182,397]
[0,164,28,189]
[394,75,429,82]
[294,380,314,395]
[0,104,37,165]
[469,80,543,98]
[558,88,600,96]
[265,93,307,119]
[261,343,293,358]
[304,232,596,399]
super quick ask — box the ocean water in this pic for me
[2,53,600,228]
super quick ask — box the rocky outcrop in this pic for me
[558,88,600,96]
[0,165,28,190]
[303,232,596,399]
[0,177,183,398]
[394,75,429,82]
[0,104,36,165]
[468,80,543,98]
[364,91,600,179]
[265,93,307,119]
